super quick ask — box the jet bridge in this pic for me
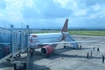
[65,33,79,49]
[0,25,30,70]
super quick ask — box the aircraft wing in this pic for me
[0,42,10,45]
[41,39,102,45]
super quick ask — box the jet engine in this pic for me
[41,45,55,55]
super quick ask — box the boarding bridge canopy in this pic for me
[0,25,30,63]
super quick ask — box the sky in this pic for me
[0,0,105,29]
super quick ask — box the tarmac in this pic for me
[0,35,105,70]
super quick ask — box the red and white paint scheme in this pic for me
[29,19,69,55]
[29,19,101,55]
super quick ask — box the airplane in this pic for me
[29,19,102,55]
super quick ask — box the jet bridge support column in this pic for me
[27,47,35,70]
[11,25,14,57]
[26,25,35,70]
[26,25,30,70]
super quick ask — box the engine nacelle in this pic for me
[41,45,55,55]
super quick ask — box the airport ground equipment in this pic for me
[65,33,79,49]
[0,25,30,70]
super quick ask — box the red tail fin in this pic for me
[61,19,68,32]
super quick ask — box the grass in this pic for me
[31,30,105,36]
[68,30,105,36]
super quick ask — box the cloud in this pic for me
[0,0,6,9]
[0,0,105,29]
[81,0,105,6]
[68,16,105,28]
[21,0,72,19]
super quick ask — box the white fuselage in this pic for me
[30,33,63,47]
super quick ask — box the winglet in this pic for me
[61,19,68,32]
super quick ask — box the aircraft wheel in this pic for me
[18,54,21,57]
[64,46,67,49]
[16,54,21,57]
[6,59,11,61]
[80,45,82,49]
[23,63,26,69]
[14,64,18,70]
